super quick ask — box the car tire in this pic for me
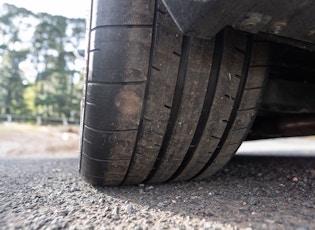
[79,0,269,185]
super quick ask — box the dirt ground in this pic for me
[1,123,315,159]
[0,123,79,158]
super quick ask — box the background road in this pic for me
[1,154,314,229]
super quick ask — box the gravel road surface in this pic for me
[1,155,314,230]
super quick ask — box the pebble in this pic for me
[204,222,212,229]
[125,204,134,215]
[302,202,313,208]
[112,206,120,220]
[157,202,164,208]
[295,227,310,230]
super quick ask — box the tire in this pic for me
[79,0,269,185]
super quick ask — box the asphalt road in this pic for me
[1,154,314,229]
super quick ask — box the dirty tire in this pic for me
[79,0,269,185]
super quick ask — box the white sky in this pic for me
[0,0,90,18]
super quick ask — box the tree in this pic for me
[0,4,34,114]
[0,3,86,119]
[0,49,29,114]
[32,13,86,118]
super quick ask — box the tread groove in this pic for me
[89,48,101,52]
[157,9,167,14]
[91,24,153,31]
[141,117,152,122]
[192,35,254,179]
[167,31,225,181]
[82,151,130,162]
[83,138,94,145]
[88,81,147,86]
[84,125,137,134]
[244,86,265,90]
[225,94,235,100]
[152,66,161,71]
[234,127,248,131]
[211,135,221,140]
[121,0,160,185]
[173,51,181,57]
[144,35,192,183]
[238,107,256,112]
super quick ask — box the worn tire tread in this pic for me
[79,0,269,185]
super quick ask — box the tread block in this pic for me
[91,0,154,28]
[240,88,263,109]
[89,28,152,83]
[246,67,268,88]
[83,126,137,160]
[80,154,130,185]
[85,83,144,130]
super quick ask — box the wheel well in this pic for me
[248,43,315,139]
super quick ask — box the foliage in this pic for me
[0,3,86,118]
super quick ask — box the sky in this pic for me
[0,0,90,18]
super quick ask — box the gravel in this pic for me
[0,156,314,229]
